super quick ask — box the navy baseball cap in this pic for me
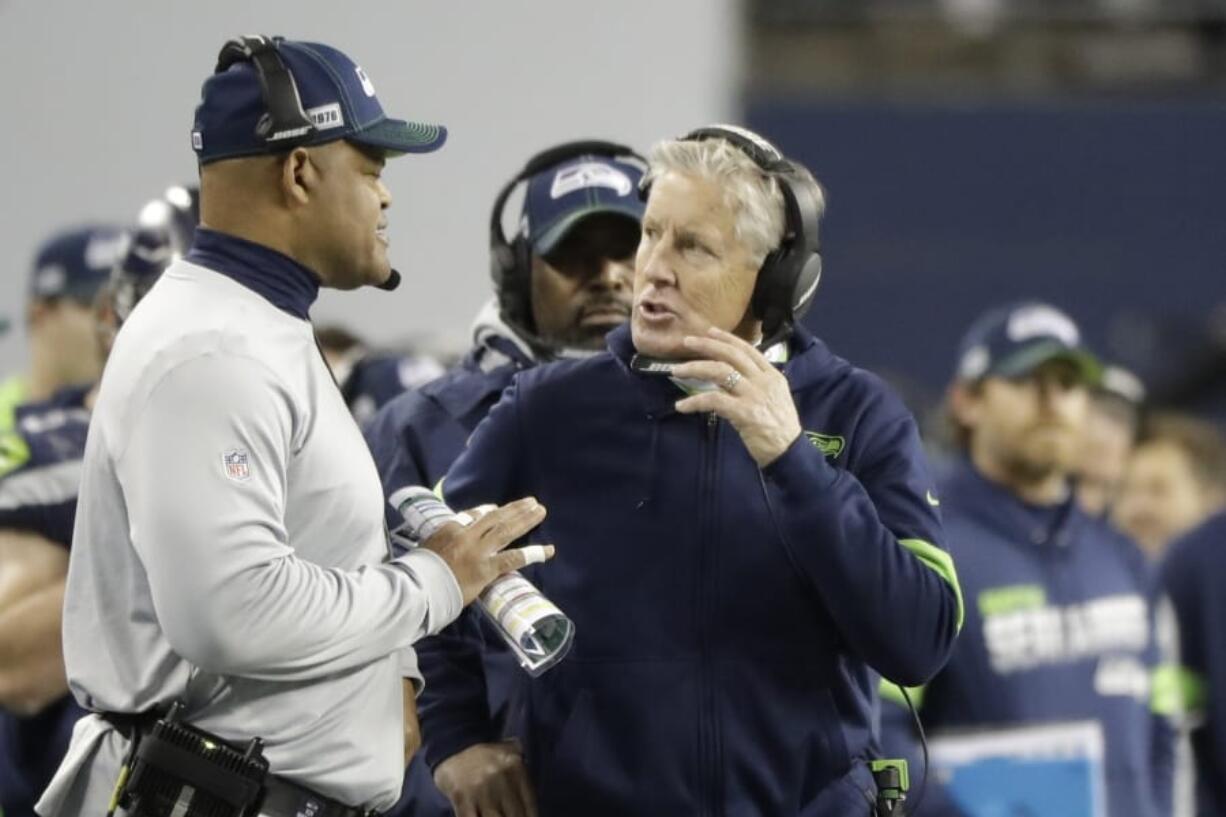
[955,302,1103,385]
[192,37,446,164]
[29,225,128,304]
[520,155,645,256]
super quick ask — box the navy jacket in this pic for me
[363,326,534,817]
[880,461,1172,817]
[1160,510,1226,817]
[0,388,91,817]
[427,324,961,816]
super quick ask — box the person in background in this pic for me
[881,302,1174,817]
[0,226,126,436]
[363,140,645,817]
[0,186,195,817]
[315,325,444,425]
[1113,412,1226,561]
[1077,364,1146,517]
[1159,504,1226,816]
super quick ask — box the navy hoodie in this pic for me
[880,461,1173,817]
[424,323,961,816]
[1160,510,1226,817]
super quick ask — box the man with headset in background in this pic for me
[0,225,127,434]
[0,187,196,817]
[415,126,962,816]
[880,302,1174,817]
[38,36,549,817]
[363,140,646,816]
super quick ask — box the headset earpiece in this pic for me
[680,126,824,346]
[214,35,316,150]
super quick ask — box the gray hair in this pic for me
[644,136,789,266]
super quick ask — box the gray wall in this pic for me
[0,0,741,370]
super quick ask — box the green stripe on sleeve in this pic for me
[0,429,30,479]
[879,678,927,710]
[899,538,964,631]
[1151,663,1207,718]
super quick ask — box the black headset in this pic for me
[677,125,825,346]
[214,35,317,149]
[489,140,646,344]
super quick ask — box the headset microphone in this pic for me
[377,269,401,291]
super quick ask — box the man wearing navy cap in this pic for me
[39,36,549,817]
[880,302,1175,817]
[363,144,644,817]
[0,225,126,437]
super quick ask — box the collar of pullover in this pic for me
[185,228,320,320]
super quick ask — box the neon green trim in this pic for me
[803,430,845,459]
[433,477,446,501]
[879,679,927,710]
[977,584,1048,618]
[0,374,26,435]
[870,758,911,794]
[900,538,964,630]
[0,428,30,479]
[1151,663,1207,717]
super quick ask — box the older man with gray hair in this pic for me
[416,125,962,817]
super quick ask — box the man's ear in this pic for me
[280,147,315,207]
[27,300,49,330]
[93,286,118,358]
[948,380,982,431]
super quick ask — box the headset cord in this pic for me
[901,685,930,815]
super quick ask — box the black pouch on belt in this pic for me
[114,702,269,817]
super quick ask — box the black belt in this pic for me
[259,777,370,817]
[100,711,373,817]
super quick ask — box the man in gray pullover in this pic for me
[38,36,549,817]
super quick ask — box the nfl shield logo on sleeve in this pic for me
[222,449,251,482]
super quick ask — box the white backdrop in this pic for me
[0,0,741,370]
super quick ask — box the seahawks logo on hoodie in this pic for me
[804,431,845,460]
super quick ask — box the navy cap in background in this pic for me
[955,302,1104,385]
[191,38,446,164]
[520,155,645,256]
[29,225,128,305]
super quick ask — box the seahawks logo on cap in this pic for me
[85,234,128,270]
[354,66,376,97]
[1006,305,1080,346]
[550,163,633,199]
